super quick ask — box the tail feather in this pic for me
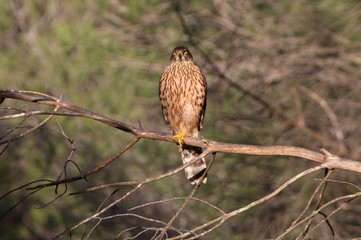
[180,146,207,185]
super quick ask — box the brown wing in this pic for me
[197,67,207,130]
[159,66,171,127]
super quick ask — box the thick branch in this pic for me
[1,89,361,174]
[0,90,137,133]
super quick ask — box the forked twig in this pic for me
[275,192,361,240]
[294,169,334,239]
[170,165,325,240]
[155,153,216,240]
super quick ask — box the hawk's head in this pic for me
[170,46,193,62]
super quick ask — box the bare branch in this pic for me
[2,89,361,239]
[155,153,216,240]
[0,89,137,133]
[0,104,59,145]
[69,149,212,195]
[275,192,361,240]
[55,184,144,239]
[27,137,139,191]
[170,165,326,239]
[294,169,334,239]
[128,197,225,215]
[299,86,345,147]
[1,89,361,175]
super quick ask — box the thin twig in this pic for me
[303,197,356,239]
[275,192,361,240]
[27,137,139,191]
[70,149,211,195]
[169,165,325,239]
[299,85,345,146]
[295,169,334,239]
[55,184,143,239]
[128,196,225,215]
[0,106,60,145]
[155,153,216,240]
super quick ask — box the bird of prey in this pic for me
[159,46,207,185]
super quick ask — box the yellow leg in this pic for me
[172,131,184,147]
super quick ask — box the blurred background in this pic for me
[1,0,361,239]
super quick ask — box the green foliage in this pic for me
[1,0,361,239]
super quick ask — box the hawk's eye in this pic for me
[173,52,177,55]
[184,50,188,54]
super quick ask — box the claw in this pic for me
[172,131,184,147]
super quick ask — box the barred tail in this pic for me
[180,146,207,185]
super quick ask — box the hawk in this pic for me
[159,46,207,185]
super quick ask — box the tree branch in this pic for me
[1,89,361,175]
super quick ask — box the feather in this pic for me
[159,46,208,184]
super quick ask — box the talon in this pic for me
[172,131,184,147]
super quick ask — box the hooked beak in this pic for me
[177,51,182,60]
